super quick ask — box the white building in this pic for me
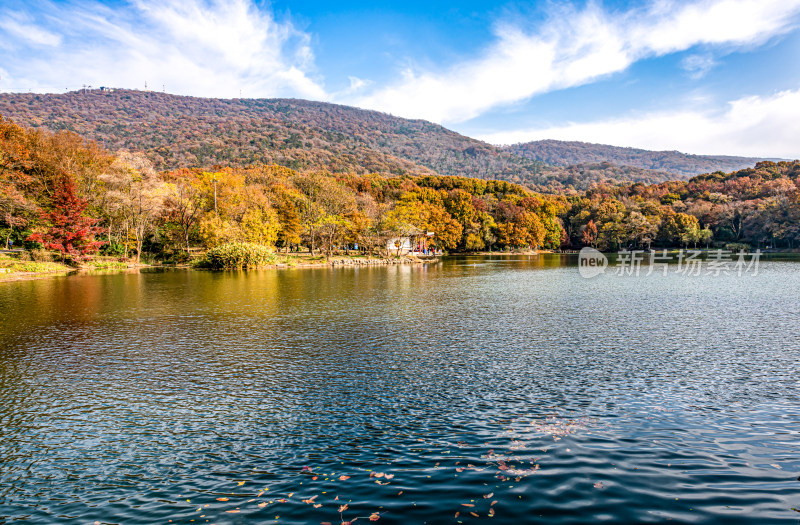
[386,237,412,255]
[386,231,436,255]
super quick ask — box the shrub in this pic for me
[8,261,70,273]
[171,251,192,264]
[100,241,125,257]
[204,242,276,269]
[29,249,53,262]
[90,261,128,270]
[724,243,751,252]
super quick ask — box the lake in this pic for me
[1,254,799,524]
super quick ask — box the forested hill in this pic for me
[0,89,550,184]
[505,139,775,178]
[0,89,775,191]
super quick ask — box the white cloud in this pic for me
[477,88,800,159]
[0,0,326,99]
[681,54,717,79]
[0,12,62,47]
[351,0,800,123]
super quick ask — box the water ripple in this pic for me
[0,257,799,523]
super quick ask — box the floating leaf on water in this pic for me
[484,493,494,499]
[302,495,318,504]
[302,466,312,472]
[770,464,782,469]
[491,501,497,506]
[384,474,394,480]
[313,476,319,480]
[397,491,404,496]
[314,504,323,508]
[216,498,229,502]
[461,503,475,507]
[488,508,495,517]
[238,481,245,486]
[454,511,460,518]
[226,510,240,513]
[338,475,351,480]
[594,482,605,489]
[288,493,294,497]
[338,504,349,513]
[369,513,381,521]
[258,502,267,508]
[470,512,479,517]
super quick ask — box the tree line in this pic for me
[562,162,800,251]
[0,117,563,262]
[2,117,798,263]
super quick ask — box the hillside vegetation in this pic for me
[562,160,800,250]
[506,139,773,178]
[0,90,549,183]
[0,89,709,191]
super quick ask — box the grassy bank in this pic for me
[0,252,138,283]
[0,253,74,282]
[0,246,434,283]
[189,242,435,270]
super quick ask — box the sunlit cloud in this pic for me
[0,0,326,99]
[478,88,800,159]
[352,0,800,123]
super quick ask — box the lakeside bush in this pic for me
[0,257,72,274]
[203,242,276,269]
[29,249,54,262]
[90,261,128,270]
[724,243,751,252]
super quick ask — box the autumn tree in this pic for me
[162,170,207,251]
[581,220,598,247]
[101,152,167,263]
[28,176,104,259]
[0,172,34,249]
[276,199,302,252]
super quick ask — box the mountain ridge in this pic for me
[504,139,779,178]
[0,89,779,191]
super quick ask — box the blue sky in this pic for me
[1,0,800,157]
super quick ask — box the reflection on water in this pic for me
[1,255,799,524]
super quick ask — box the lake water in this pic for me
[1,255,799,524]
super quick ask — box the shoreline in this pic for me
[0,254,439,283]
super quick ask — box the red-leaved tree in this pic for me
[28,176,104,259]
